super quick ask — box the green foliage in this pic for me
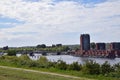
[55,60,67,70]
[90,42,96,49]
[101,61,114,75]
[7,50,17,56]
[36,44,46,48]
[107,72,120,78]
[19,54,30,60]
[36,45,69,52]
[37,56,49,68]
[0,55,120,80]
[17,55,31,66]
[82,60,100,75]
[3,46,9,50]
[28,60,38,67]
[68,62,82,71]
[113,63,120,73]
[56,44,62,47]
[48,61,57,68]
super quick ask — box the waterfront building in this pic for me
[80,34,90,51]
[96,43,106,50]
[110,42,120,50]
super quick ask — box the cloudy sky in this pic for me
[0,0,120,47]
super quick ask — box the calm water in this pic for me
[46,55,120,65]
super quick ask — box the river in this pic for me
[46,55,120,65]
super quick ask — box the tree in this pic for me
[52,44,56,47]
[7,50,17,56]
[3,46,9,50]
[56,44,62,47]
[90,42,96,49]
[63,46,70,51]
[36,44,46,48]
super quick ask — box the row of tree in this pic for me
[36,44,63,48]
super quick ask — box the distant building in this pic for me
[110,42,120,50]
[77,34,120,58]
[80,34,90,50]
[96,43,106,50]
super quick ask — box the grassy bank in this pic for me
[0,67,83,80]
[0,55,120,80]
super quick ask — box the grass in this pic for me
[28,67,120,80]
[0,56,119,80]
[0,65,119,80]
[0,63,119,80]
[0,67,84,80]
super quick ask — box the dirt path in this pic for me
[0,66,94,80]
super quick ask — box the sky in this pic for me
[0,0,120,47]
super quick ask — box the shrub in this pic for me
[0,56,5,60]
[55,60,67,70]
[28,61,38,67]
[37,56,49,68]
[7,50,17,56]
[17,55,31,66]
[19,54,30,60]
[113,63,120,72]
[48,61,57,68]
[68,62,82,71]
[101,61,114,75]
[82,60,100,75]
[108,72,120,78]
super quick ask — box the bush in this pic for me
[28,61,38,67]
[19,54,30,60]
[113,63,120,72]
[0,56,20,66]
[108,72,120,78]
[101,61,114,75]
[82,60,100,75]
[1,55,120,79]
[55,60,67,70]
[37,56,49,68]
[17,55,31,66]
[48,61,57,68]
[68,62,82,71]
[7,50,17,56]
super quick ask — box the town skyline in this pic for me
[0,0,120,47]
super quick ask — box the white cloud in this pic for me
[0,0,120,46]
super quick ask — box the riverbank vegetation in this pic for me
[0,55,120,80]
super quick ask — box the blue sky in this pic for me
[0,0,120,47]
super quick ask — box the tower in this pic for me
[80,34,90,51]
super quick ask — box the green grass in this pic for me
[0,56,119,80]
[0,67,83,80]
[28,67,120,80]
[0,62,119,80]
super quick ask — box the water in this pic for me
[46,55,120,65]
